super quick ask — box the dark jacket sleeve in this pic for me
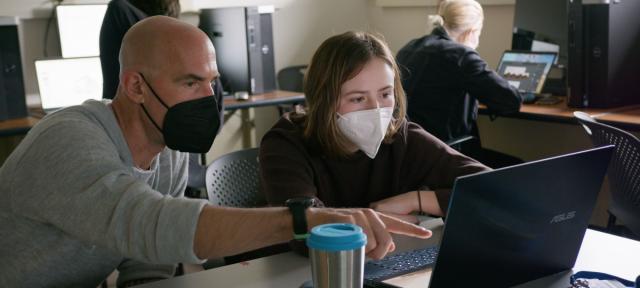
[461,50,522,115]
[259,119,325,207]
[259,119,325,257]
[99,2,123,100]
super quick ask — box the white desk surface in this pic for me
[141,219,640,288]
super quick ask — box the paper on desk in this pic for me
[580,279,629,288]
[384,267,434,287]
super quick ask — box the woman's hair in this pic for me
[430,0,483,35]
[300,31,407,159]
[129,0,181,18]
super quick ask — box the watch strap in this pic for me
[290,204,309,238]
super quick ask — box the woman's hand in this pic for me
[370,190,444,219]
[369,192,420,216]
[375,212,419,224]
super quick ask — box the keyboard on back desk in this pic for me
[364,245,439,281]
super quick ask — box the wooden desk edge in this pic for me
[479,100,640,130]
[0,91,306,137]
[223,90,305,110]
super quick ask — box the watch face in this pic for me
[286,196,316,208]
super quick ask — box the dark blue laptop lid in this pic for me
[429,146,614,288]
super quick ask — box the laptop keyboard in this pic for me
[364,245,439,281]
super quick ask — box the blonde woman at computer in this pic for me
[259,31,489,231]
[397,0,522,169]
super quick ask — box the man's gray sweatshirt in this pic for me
[0,100,207,287]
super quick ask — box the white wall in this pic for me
[365,3,515,69]
[184,0,370,73]
[1,0,71,19]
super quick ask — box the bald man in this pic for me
[0,16,431,287]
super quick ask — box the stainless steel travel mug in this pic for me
[306,223,367,288]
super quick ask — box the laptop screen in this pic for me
[496,51,557,94]
[56,4,108,58]
[428,146,613,287]
[35,57,103,111]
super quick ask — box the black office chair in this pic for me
[445,135,477,150]
[204,148,288,267]
[277,65,307,92]
[205,148,265,207]
[276,65,307,115]
[444,132,522,169]
[574,111,640,240]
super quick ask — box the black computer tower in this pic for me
[199,6,276,95]
[567,0,640,108]
[567,0,585,107]
[0,17,28,120]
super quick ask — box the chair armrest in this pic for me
[445,135,476,147]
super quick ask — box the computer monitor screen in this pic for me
[497,51,557,94]
[35,57,103,110]
[56,4,108,58]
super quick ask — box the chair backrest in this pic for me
[205,148,266,208]
[277,65,307,92]
[574,111,640,236]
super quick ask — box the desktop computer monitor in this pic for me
[35,57,103,111]
[56,4,108,58]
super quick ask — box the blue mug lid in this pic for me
[306,223,367,251]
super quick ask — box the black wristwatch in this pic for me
[285,197,316,240]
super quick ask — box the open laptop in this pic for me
[365,146,613,287]
[35,57,103,113]
[496,50,557,104]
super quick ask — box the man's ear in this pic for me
[121,70,145,104]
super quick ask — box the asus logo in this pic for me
[550,211,576,223]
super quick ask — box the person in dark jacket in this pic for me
[100,0,179,100]
[396,0,522,168]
